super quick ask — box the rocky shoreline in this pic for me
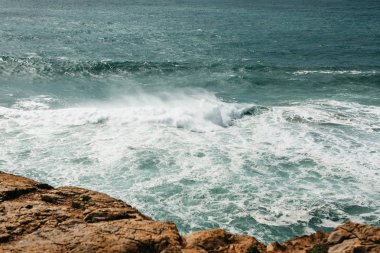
[0,171,378,252]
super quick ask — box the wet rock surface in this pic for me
[1,171,379,252]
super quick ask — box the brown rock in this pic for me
[0,233,11,243]
[0,172,180,253]
[83,208,140,222]
[182,229,266,253]
[40,193,65,203]
[1,171,379,253]
[266,231,329,253]
[327,222,380,253]
[0,172,52,201]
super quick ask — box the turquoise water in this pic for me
[1,0,379,243]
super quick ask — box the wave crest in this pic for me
[0,91,262,132]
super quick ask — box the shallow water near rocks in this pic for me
[0,0,379,243]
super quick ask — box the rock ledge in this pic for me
[0,172,379,252]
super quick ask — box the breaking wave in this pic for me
[0,91,262,132]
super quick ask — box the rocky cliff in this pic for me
[0,171,379,252]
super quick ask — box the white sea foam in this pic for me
[1,93,379,242]
[12,95,56,110]
[293,70,378,75]
[1,92,256,132]
[279,100,380,132]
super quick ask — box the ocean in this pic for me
[0,0,379,243]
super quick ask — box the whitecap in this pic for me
[293,70,378,75]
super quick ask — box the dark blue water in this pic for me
[1,0,379,243]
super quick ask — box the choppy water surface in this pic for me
[1,0,379,243]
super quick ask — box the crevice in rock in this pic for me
[0,187,37,201]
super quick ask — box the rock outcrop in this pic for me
[0,171,379,253]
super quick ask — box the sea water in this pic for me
[0,0,379,243]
